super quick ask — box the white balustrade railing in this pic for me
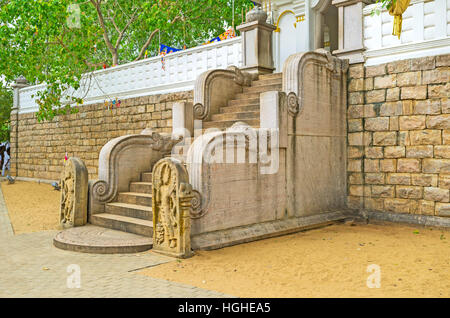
[363,0,450,65]
[18,37,242,114]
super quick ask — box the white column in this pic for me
[172,102,194,137]
[306,0,313,50]
[332,0,372,64]
[260,91,280,130]
[11,77,29,113]
[434,0,447,39]
[413,1,425,43]
[274,31,280,71]
[260,90,287,149]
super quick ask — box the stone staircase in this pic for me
[90,171,153,237]
[55,72,283,254]
[86,74,283,240]
[202,73,282,130]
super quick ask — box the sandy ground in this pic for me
[1,180,61,234]
[141,223,450,298]
[2,181,449,297]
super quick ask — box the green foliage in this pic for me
[371,0,394,16]
[0,0,254,121]
[0,84,12,142]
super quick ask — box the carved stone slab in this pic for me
[60,157,88,228]
[152,158,194,258]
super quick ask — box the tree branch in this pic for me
[134,28,160,61]
[53,28,105,71]
[134,15,182,61]
[114,9,138,49]
[106,9,121,34]
[90,0,116,59]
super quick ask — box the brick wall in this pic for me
[10,91,193,181]
[347,54,450,216]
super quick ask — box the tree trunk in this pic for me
[112,50,119,66]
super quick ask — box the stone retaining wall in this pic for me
[10,91,192,180]
[347,54,450,217]
[9,53,450,219]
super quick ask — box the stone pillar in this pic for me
[172,101,194,138]
[237,5,276,75]
[10,76,29,177]
[332,0,372,64]
[260,91,287,149]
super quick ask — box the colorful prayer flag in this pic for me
[203,28,236,45]
[159,44,182,55]
[159,45,182,71]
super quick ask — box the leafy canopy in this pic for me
[0,84,12,142]
[371,0,395,16]
[0,0,254,121]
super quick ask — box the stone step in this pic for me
[129,182,152,194]
[251,78,283,87]
[116,192,153,209]
[203,119,260,130]
[53,225,153,254]
[235,92,260,100]
[228,98,259,107]
[211,111,260,122]
[243,83,282,94]
[220,104,260,114]
[90,213,153,237]
[106,201,152,219]
[140,172,152,182]
[258,72,282,81]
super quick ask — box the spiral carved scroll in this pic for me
[287,92,299,116]
[194,103,207,120]
[92,180,109,202]
[189,189,205,219]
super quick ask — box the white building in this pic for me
[266,0,450,68]
[265,0,339,71]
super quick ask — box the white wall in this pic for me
[363,0,450,65]
[18,37,242,114]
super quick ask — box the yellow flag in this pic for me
[389,0,411,39]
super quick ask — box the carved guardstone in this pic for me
[60,157,88,228]
[152,158,194,258]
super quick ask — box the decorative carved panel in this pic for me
[60,157,88,228]
[152,158,194,258]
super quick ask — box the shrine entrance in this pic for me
[275,10,298,71]
[270,0,338,72]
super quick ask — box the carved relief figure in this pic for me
[152,158,194,258]
[60,163,75,226]
[155,163,179,248]
[155,223,165,245]
[59,157,88,228]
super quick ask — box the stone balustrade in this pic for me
[363,0,450,65]
[17,37,242,114]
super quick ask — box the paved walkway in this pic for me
[0,189,232,298]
